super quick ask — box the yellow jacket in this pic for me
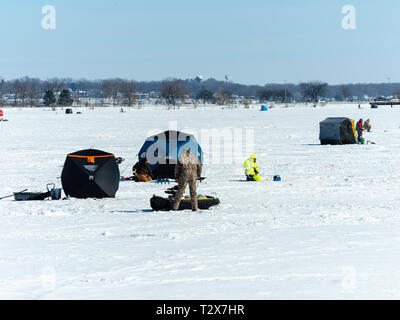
[244,154,259,176]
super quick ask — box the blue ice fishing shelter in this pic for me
[138,130,203,179]
[260,105,269,111]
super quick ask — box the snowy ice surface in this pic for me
[1,103,400,299]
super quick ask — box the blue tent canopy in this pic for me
[138,130,203,179]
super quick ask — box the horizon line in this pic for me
[1,76,400,87]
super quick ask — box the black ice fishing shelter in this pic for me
[61,149,120,198]
[319,117,356,145]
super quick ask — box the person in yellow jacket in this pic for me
[244,154,262,181]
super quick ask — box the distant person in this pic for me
[356,118,364,143]
[363,119,371,132]
[244,154,262,181]
[132,158,153,182]
[172,149,202,211]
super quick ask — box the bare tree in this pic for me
[300,81,328,103]
[74,90,82,107]
[111,79,121,106]
[159,79,190,106]
[216,89,232,105]
[26,78,41,107]
[0,78,5,107]
[18,78,29,107]
[101,79,122,106]
[11,80,20,106]
[341,85,351,101]
[100,80,112,105]
[44,78,65,102]
[120,80,137,106]
[257,89,292,102]
[195,88,214,104]
[11,79,28,107]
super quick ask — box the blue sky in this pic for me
[0,0,399,85]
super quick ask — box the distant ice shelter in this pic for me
[319,117,356,145]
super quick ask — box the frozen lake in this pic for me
[1,103,400,299]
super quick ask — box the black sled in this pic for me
[150,185,220,211]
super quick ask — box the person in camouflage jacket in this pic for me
[172,149,202,211]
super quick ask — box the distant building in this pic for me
[194,75,204,83]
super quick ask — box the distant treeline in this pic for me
[1,76,399,107]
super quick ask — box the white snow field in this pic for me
[1,103,400,299]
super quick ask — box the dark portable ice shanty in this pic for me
[138,130,203,179]
[319,117,356,145]
[61,149,120,198]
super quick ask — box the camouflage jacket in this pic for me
[175,151,202,179]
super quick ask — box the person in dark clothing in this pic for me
[356,119,364,143]
[132,159,153,182]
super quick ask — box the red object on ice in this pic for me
[0,110,3,117]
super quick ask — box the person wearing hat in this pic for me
[356,118,364,143]
[244,154,262,181]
